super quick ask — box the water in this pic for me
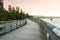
[42,19,60,28]
[42,18,60,37]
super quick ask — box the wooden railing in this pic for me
[40,20,60,40]
[30,18,60,40]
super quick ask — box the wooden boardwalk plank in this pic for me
[0,19,41,40]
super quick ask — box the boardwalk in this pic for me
[0,19,41,40]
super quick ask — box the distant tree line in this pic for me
[0,5,33,21]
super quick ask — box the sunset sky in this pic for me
[4,0,60,16]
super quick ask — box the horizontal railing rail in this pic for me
[30,18,60,40]
[40,20,60,40]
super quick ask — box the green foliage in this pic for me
[0,6,32,21]
[25,13,33,19]
[25,13,29,18]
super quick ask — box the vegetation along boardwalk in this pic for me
[0,19,42,40]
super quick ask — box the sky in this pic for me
[4,0,60,16]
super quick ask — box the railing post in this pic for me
[40,21,47,40]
